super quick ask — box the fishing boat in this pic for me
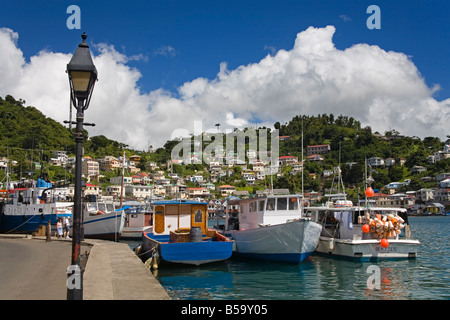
[73,195,125,241]
[120,202,152,240]
[305,205,420,260]
[226,194,322,263]
[140,200,233,266]
[0,178,72,234]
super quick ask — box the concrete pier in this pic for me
[0,235,170,300]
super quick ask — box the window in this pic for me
[258,200,265,211]
[277,198,287,210]
[266,198,275,211]
[288,197,299,210]
[194,209,203,223]
[249,201,257,212]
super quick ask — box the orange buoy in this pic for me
[362,224,370,233]
[365,187,374,197]
[380,238,389,248]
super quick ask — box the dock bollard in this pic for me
[46,220,51,242]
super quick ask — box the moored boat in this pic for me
[305,206,421,260]
[140,200,233,266]
[120,202,152,240]
[71,195,125,241]
[226,194,322,263]
[0,178,72,234]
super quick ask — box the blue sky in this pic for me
[2,0,449,98]
[0,0,449,148]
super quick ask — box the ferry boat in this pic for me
[0,178,72,234]
[141,200,233,266]
[73,195,125,241]
[226,194,322,263]
[305,205,421,260]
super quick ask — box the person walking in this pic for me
[63,216,71,239]
[56,218,63,239]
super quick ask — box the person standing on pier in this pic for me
[63,216,71,239]
[57,219,63,239]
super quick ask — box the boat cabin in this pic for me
[236,195,303,229]
[305,206,411,241]
[152,200,208,236]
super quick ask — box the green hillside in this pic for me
[1,94,448,199]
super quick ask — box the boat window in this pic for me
[288,197,298,210]
[106,203,114,212]
[87,203,97,211]
[98,203,106,212]
[266,198,275,211]
[249,201,257,212]
[258,200,265,211]
[277,198,287,210]
[194,209,203,223]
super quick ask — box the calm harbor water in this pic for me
[130,216,449,300]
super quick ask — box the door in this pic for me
[191,204,207,234]
[154,205,165,234]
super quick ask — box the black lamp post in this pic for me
[66,32,97,300]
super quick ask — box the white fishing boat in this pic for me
[226,194,322,263]
[305,205,420,260]
[0,179,72,234]
[72,195,125,241]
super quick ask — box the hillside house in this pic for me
[306,144,330,156]
[100,156,120,171]
[218,185,236,197]
[410,166,427,175]
[368,157,384,167]
[125,185,154,199]
[278,156,298,166]
[308,155,324,162]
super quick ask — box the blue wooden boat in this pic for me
[141,200,233,266]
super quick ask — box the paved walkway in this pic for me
[83,239,170,300]
[0,235,170,300]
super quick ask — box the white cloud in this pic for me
[0,26,448,151]
[153,45,176,57]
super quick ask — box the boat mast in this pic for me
[301,118,304,204]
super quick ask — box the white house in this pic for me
[385,158,396,167]
[125,185,154,199]
[368,157,385,167]
[242,171,256,185]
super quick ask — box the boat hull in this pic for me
[316,236,420,260]
[121,226,152,240]
[141,232,233,266]
[0,203,72,234]
[230,219,322,263]
[71,212,125,240]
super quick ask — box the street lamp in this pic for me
[66,32,97,300]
